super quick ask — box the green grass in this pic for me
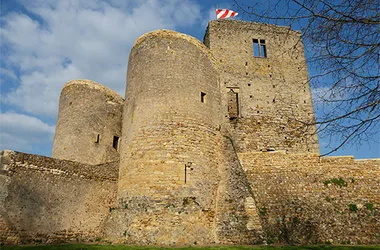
[2,245,380,250]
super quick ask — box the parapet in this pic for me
[62,79,124,104]
[205,20,302,43]
[132,29,218,66]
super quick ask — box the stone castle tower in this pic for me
[53,20,319,164]
[205,21,319,154]
[50,20,319,244]
[52,80,124,165]
[12,21,380,248]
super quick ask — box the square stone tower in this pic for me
[204,20,320,154]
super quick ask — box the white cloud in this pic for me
[202,7,217,27]
[1,0,202,117]
[0,68,18,81]
[311,87,330,104]
[0,0,202,156]
[5,64,83,116]
[311,85,351,115]
[0,111,55,153]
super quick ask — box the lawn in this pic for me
[2,245,380,250]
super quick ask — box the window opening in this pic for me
[253,39,267,58]
[185,162,193,184]
[95,134,100,143]
[227,88,240,119]
[201,92,206,103]
[113,136,119,151]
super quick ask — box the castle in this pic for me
[1,20,379,246]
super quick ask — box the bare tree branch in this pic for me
[234,0,380,155]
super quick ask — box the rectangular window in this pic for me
[113,136,119,151]
[253,39,260,57]
[227,88,239,119]
[253,39,267,58]
[95,134,100,143]
[201,92,206,103]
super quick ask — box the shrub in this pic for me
[324,177,347,187]
[259,206,267,216]
[365,203,374,211]
[348,204,358,212]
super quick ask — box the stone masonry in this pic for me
[0,20,378,246]
[204,20,319,154]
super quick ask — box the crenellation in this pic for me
[1,20,378,246]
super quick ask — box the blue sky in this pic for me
[0,0,379,159]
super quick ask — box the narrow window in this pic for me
[260,39,267,57]
[185,162,193,184]
[253,39,260,57]
[253,39,267,58]
[201,92,206,103]
[113,136,119,151]
[227,88,239,119]
[95,134,100,143]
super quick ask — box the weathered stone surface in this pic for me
[113,29,261,244]
[205,20,319,154]
[239,152,380,245]
[213,132,264,245]
[52,79,124,165]
[0,151,118,245]
[1,20,378,246]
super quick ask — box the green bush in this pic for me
[348,204,358,212]
[324,178,348,188]
[365,203,374,211]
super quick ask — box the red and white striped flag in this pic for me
[216,9,238,19]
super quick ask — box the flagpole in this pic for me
[215,4,217,20]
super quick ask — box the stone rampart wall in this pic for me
[0,150,118,245]
[239,152,380,245]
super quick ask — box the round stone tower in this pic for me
[116,30,222,244]
[52,79,124,165]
